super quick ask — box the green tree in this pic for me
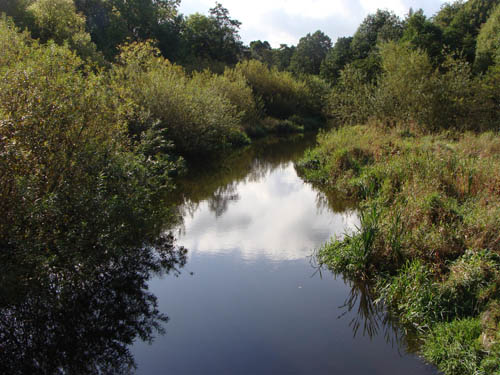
[475,3,500,71]
[351,9,403,60]
[320,36,353,83]
[181,3,242,67]
[0,0,33,27]
[433,1,463,29]
[272,43,295,71]
[27,0,86,43]
[434,0,500,63]
[249,40,273,66]
[401,9,443,61]
[26,0,103,63]
[72,0,181,58]
[290,30,332,75]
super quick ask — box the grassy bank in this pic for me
[297,124,500,374]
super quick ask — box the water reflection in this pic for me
[0,234,187,375]
[174,135,359,263]
[131,134,437,375]
[330,273,425,359]
[178,163,358,262]
[175,134,357,221]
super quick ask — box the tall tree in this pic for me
[351,9,404,60]
[290,30,332,75]
[475,3,500,71]
[401,9,443,61]
[0,0,33,27]
[73,0,181,58]
[182,2,242,66]
[434,0,500,63]
[208,2,242,64]
[320,36,353,83]
[249,40,273,66]
[272,43,295,71]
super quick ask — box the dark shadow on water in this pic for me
[0,233,187,375]
[311,259,422,358]
[339,279,401,346]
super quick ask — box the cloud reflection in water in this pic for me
[178,163,358,262]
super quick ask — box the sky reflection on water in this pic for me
[133,135,438,375]
[179,163,358,263]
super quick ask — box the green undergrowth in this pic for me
[298,124,500,374]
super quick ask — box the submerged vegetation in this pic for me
[1,0,500,373]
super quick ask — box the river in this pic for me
[132,134,438,375]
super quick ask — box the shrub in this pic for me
[325,63,376,125]
[373,42,481,130]
[0,20,175,285]
[191,68,261,127]
[234,59,311,119]
[110,41,247,158]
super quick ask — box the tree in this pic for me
[27,0,86,43]
[433,1,463,29]
[272,43,295,71]
[0,0,33,27]
[475,3,500,71]
[72,0,181,58]
[181,2,242,66]
[290,30,332,75]
[320,36,353,83]
[434,0,500,63]
[26,0,102,63]
[401,9,443,61]
[249,40,273,66]
[208,2,242,64]
[351,9,403,60]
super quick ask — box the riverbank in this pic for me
[296,124,500,375]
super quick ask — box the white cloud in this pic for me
[179,0,448,47]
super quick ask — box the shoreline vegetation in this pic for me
[1,0,500,373]
[296,11,500,374]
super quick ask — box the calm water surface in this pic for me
[132,135,438,375]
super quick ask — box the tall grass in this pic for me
[299,123,500,374]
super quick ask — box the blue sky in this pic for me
[179,0,449,47]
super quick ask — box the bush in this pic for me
[0,20,175,285]
[191,68,261,127]
[110,41,247,158]
[374,42,481,130]
[328,42,498,131]
[325,63,376,125]
[233,59,312,119]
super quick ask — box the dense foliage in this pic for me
[294,2,500,374]
[1,0,500,373]
[298,125,500,374]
